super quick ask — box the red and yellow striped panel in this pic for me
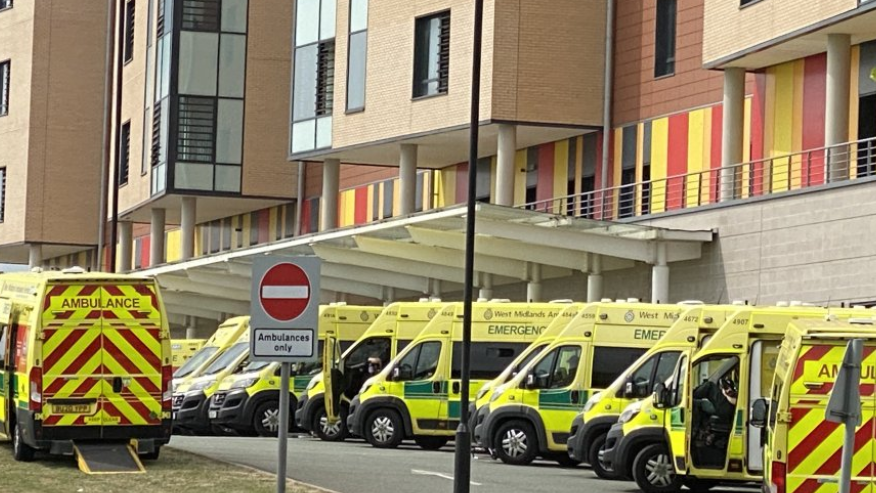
[786,344,876,493]
[40,283,164,427]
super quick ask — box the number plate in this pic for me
[53,404,90,414]
[208,410,218,419]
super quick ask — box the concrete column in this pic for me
[150,208,166,267]
[320,158,340,231]
[651,243,670,304]
[399,144,418,215]
[478,273,494,300]
[185,317,198,340]
[721,67,745,202]
[495,124,517,206]
[526,263,543,302]
[383,287,396,306]
[825,33,852,182]
[118,222,133,272]
[181,197,197,261]
[586,254,603,302]
[28,244,43,269]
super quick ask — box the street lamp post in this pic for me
[453,0,485,492]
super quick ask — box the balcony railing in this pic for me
[521,136,876,221]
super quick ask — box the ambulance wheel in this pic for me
[493,420,538,466]
[12,422,35,462]
[589,433,620,480]
[364,409,404,449]
[140,446,161,461]
[414,436,449,450]
[313,406,348,442]
[253,401,283,437]
[633,443,681,493]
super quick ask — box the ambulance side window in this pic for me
[414,342,441,380]
[345,337,391,370]
[591,346,648,389]
[528,346,581,389]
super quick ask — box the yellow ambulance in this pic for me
[475,301,692,466]
[173,328,251,434]
[755,317,876,493]
[170,339,205,372]
[209,304,381,437]
[0,268,172,462]
[569,304,740,478]
[347,301,569,450]
[619,306,868,493]
[468,303,585,437]
[295,301,446,441]
[171,316,249,420]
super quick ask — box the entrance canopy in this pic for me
[138,204,713,322]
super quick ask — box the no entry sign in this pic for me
[260,262,311,321]
[250,256,321,363]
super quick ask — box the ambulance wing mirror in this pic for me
[525,373,536,390]
[750,398,768,428]
[652,383,670,409]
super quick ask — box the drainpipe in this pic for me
[599,0,615,220]
[295,161,306,236]
[96,0,116,271]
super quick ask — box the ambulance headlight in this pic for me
[476,386,491,401]
[188,380,215,393]
[306,378,318,391]
[361,383,373,394]
[490,388,505,403]
[618,402,643,424]
[231,378,258,390]
[583,392,603,413]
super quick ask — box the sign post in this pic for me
[250,256,321,493]
[825,338,864,493]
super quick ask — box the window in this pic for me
[291,0,336,154]
[181,0,220,31]
[0,168,6,223]
[590,346,648,388]
[344,337,391,370]
[125,0,136,63]
[346,0,367,111]
[393,341,442,381]
[654,0,676,78]
[177,96,215,163]
[0,61,9,117]
[413,11,450,98]
[0,0,11,11]
[119,122,131,186]
[529,346,582,389]
[0,325,7,368]
[740,0,759,6]
[451,342,529,379]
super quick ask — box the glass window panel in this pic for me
[175,162,215,190]
[141,108,152,174]
[159,98,169,165]
[216,99,244,164]
[295,0,319,46]
[145,46,154,106]
[178,32,219,96]
[427,17,440,80]
[219,34,246,98]
[320,0,336,41]
[293,45,318,121]
[221,0,247,33]
[350,0,368,32]
[152,163,166,195]
[346,31,366,111]
[215,165,241,192]
[291,120,316,154]
[316,116,332,149]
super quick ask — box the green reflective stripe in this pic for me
[448,401,460,419]
[670,407,685,430]
[292,376,311,393]
[734,409,744,434]
[538,389,588,411]
[404,381,447,399]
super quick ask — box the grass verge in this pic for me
[0,440,323,493]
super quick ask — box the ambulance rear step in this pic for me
[73,442,145,474]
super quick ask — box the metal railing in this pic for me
[521,136,876,221]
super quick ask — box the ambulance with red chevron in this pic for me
[0,268,172,462]
[753,317,876,493]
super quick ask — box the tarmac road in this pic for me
[170,435,759,493]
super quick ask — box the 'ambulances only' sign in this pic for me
[250,256,321,363]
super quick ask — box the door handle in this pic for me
[571,390,580,404]
[452,382,460,394]
[112,377,123,393]
[432,381,442,394]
